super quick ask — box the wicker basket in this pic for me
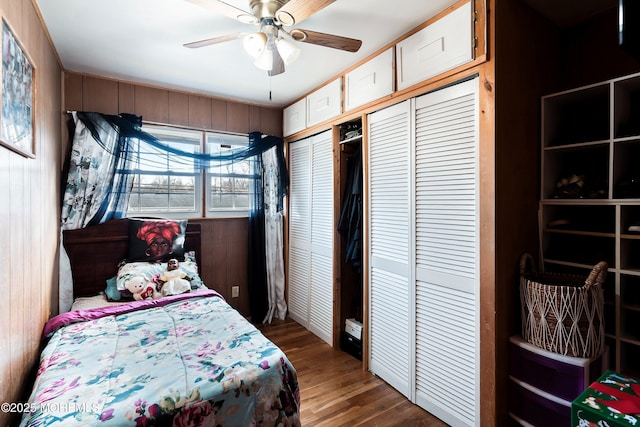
[519,253,606,358]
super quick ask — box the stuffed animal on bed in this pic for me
[125,275,159,300]
[157,258,192,297]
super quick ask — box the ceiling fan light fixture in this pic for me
[254,47,274,71]
[275,10,295,26]
[289,29,307,42]
[237,13,259,25]
[276,38,301,65]
[243,32,268,57]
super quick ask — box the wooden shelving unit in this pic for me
[540,72,640,378]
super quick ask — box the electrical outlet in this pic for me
[231,286,239,298]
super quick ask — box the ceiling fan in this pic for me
[184,0,363,76]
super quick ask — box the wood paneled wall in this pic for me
[63,72,283,317]
[195,218,250,316]
[560,6,640,90]
[492,2,560,424]
[0,1,62,425]
[63,72,283,137]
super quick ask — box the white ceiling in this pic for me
[34,0,461,108]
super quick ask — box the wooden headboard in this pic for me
[62,219,202,298]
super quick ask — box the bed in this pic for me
[20,218,300,427]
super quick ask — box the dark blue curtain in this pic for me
[72,112,284,172]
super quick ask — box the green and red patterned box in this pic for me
[572,370,640,427]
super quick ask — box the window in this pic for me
[205,133,252,216]
[127,124,251,218]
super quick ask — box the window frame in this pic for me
[204,132,252,219]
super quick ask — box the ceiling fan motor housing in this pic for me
[249,0,289,19]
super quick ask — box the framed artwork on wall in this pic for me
[0,17,35,158]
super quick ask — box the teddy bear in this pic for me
[124,275,159,301]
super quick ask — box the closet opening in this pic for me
[337,118,364,360]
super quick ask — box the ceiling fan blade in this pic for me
[183,33,246,49]
[276,0,335,26]
[185,0,257,23]
[291,29,362,52]
[268,49,285,76]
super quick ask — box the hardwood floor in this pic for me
[257,318,448,427]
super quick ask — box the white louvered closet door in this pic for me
[414,77,479,426]
[309,130,334,345]
[287,130,334,346]
[367,100,413,398]
[287,138,311,327]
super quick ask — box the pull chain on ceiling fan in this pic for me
[184,0,362,76]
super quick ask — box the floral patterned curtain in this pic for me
[247,132,289,323]
[261,144,288,323]
[59,112,147,311]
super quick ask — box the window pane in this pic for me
[139,193,169,210]
[133,130,200,173]
[169,193,196,210]
[169,176,196,210]
[210,193,234,209]
[205,132,251,216]
[208,178,251,209]
[127,126,203,217]
[235,194,249,209]
[170,176,195,193]
[234,159,251,175]
[138,174,167,191]
[128,193,140,210]
[234,178,249,193]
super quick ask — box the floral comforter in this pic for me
[20,289,300,427]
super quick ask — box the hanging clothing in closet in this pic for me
[338,146,363,274]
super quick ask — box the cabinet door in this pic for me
[396,1,473,90]
[414,77,479,426]
[367,100,413,397]
[345,48,394,112]
[283,98,307,137]
[307,79,342,127]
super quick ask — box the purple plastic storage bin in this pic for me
[508,335,607,402]
[509,377,571,426]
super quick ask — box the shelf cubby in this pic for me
[542,144,610,200]
[542,83,610,148]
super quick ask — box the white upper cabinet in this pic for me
[344,48,395,112]
[284,80,342,136]
[283,98,307,137]
[306,78,342,127]
[283,1,474,133]
[396,1,473,91]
